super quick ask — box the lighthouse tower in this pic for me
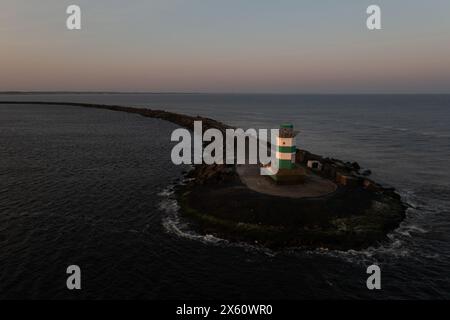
[264,123,306,184]
[276,124,297,169]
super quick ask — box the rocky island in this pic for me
[0,101,407,250]
[180,157,406,250]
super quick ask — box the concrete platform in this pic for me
[261,166,306,184]
[237,165,337,199]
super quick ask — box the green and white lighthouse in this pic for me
[263,123,306,184]
[276,124,297,170]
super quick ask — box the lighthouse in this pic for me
[276,124,297,169]
[263,123,305,184]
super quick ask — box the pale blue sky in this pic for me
[1,0,450,93]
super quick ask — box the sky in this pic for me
[1,0,450,93]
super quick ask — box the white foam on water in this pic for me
[307,188,435,265]
[157,184,277,256]
[157,182,438,264]
[158,184,233,245]
[157,188,174,197]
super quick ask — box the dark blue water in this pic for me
[0,94,449,299]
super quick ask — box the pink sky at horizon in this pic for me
[1,0,450,93]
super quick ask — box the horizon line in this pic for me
[1,91,450,95]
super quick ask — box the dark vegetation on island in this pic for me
[0,101,407,250]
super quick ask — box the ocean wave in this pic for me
[395,223,428,237]
[161,207,226,245]
[374,125,450,139]
[157,184,277,256]
[157,184,441,264]
[158,184,232,245]
[419,131,450,139]
[307,188,439,265]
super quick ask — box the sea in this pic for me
[0,93,449,299]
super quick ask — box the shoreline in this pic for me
[178,163,406,250]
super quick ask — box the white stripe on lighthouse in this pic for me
[276,152,295,160]
[277,137,295,147]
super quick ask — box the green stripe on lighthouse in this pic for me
[277,146,296,153]
[278,159,294,169]
[268,123,302,178]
